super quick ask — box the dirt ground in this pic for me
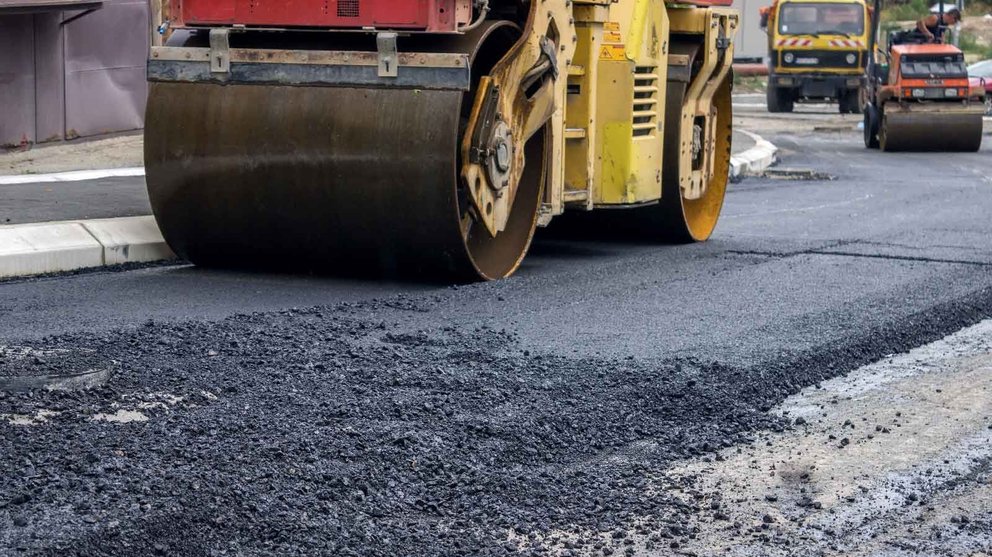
[733,75,769,95]
[961,15,992,40]
[0,133,144,177]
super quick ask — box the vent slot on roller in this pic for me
[632,66,659,138]
[337,0,360,17]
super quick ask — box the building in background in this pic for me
[732,0,768,62]
[0,0,149,147]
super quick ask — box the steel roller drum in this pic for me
[144,23,544,281]
[880,111,983,152]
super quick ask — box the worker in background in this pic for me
[916,8,961,43]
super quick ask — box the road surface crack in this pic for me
[729,249,992,267]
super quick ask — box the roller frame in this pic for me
[459,0,575,237]
[149,45,472,91]
[668,8,738,202]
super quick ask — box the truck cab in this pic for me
[760,0,870,113]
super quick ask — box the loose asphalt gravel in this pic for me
[2,113,992,556]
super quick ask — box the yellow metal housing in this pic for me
[561,0,736,209]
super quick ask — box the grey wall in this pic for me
[732,0,769,61]
[0,14,39,146]
[0,1,149,147]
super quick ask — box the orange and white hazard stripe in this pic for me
[775,38,813,47]
[828,38,865,48]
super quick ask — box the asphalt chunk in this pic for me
[1,307,785,556]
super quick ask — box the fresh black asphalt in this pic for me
[1,129,991,555]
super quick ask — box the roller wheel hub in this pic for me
[487,121,514,190]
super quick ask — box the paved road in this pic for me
[0,177,151,225]
[2,126,990,360]
[1,118,991,556]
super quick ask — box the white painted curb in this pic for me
[0,167,145,186]
[730,130,778,180]
[0,216,174,279]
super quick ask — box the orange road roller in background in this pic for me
[862,0,985,152]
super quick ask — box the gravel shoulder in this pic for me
[673,319,992,556]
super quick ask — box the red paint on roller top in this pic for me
[172,0,472,32]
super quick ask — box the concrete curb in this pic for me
[730,130,778,180]
[0,167,145,186]
[0,216,174,279]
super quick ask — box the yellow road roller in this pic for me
[146,0,739,280]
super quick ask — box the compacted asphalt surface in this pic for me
[1,111,991,556]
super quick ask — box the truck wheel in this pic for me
[838,91,848,114]
[781,90,794,112]
[766,86,794,113]
[765,85,781,112]
[838,89,860,114]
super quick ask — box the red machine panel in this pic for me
[677,0,734,6]
[174,0,470,32]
